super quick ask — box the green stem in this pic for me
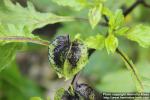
[0,36,49,46]
[116,48,144,92]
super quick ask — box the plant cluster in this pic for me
[0,0,150,99]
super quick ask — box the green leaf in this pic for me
[0,0,74,32]
[0,23,48,71]
[113,9,124,29]
[96,60,150,92]
[88,3,103,29]
[30,97,43,100]
[57,21,102,39]
[83,50,123,83]
[115,27,129,36]
[0,24,26,70]
[0,24,35,41]
[96,69,135,92]
[109,9,124,30]
[0,62,43,100]
[102,8,125,34]
[126,24,150,48]
[0,23,48,45]
[0,44,20,71]
[102,7,113,17]
[52,0,84,11]
[54,88,66,100]
[52,0,106,11]
[84,34,105,50]
[105,34,118,54]
[117,50,144,92]
[137,61,150,92]
[0,0,73,71]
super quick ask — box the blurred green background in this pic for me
[0,0,150,100]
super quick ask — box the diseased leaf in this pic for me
[48,35,88,80]
[84,34,105,50]
[105,34,118,54]
[88,3,103,29]
[54,87,83,99]
[126,24,150,48]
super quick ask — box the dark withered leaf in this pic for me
[54,84,103,100]
[54,88,83,100]
[75,83,103,100]
[53,35,70,67]
[48,35,88,80]
[61,91,80,100]
[68,40,81,67]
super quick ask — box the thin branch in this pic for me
[71,72,81,88]
[123,0,140,16]
[70,48,96,89]
[0,36,49,46]
[141,0,150,8]
[116,48,144,92]
[123,0,150,16]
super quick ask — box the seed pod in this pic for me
[48,35,88,80]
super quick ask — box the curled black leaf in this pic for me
[48,35,88,79]
[59,83,103,100]
[53,35,71,67]
[67,40,82,67]
[75,83,103,100]
[49,35,83,68]
[61,91,80,100]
